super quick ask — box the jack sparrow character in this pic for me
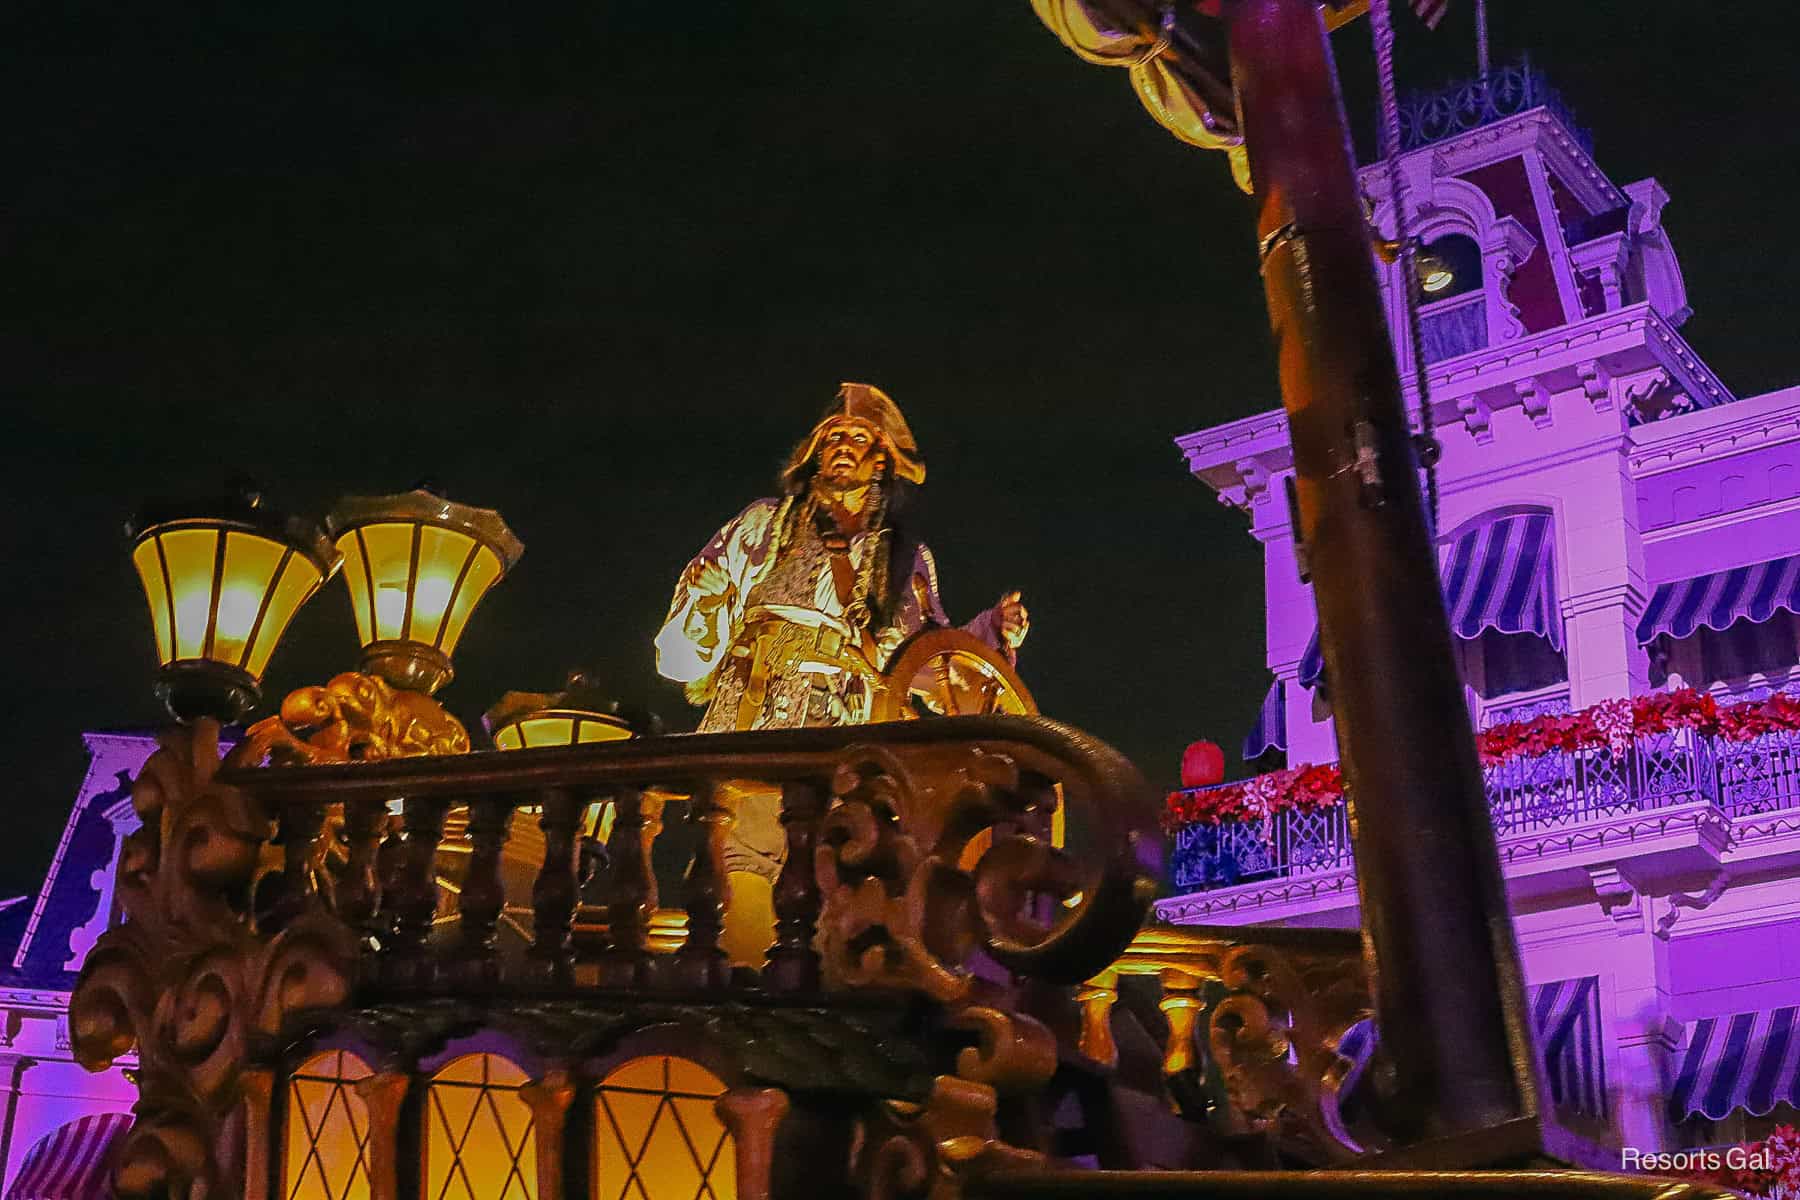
[655,383,1029,900]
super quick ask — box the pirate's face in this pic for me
[814,418,887,491]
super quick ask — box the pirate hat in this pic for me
[781,382,926,489]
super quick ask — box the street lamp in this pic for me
[327,487,523,695]
[128,486,340,723]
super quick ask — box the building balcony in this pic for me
[1161,727,1800,919]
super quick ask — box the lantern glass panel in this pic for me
[349,523,415,644]
[409,526,478,646]
[438,544,503,656]
[159,527,220,661]
[131,538,174,664]
[576,717,632,744]
[212,531,284,668]
[246,552,325,678]
[337,533,372,646]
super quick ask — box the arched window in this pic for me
[426,1052,537,1200]
[283,1049,373,1200]
[593,1055,736,1200]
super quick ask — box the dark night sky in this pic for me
[2,3,1795,897]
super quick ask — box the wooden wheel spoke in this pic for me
[932,657,960,715]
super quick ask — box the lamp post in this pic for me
[128,486,339,723]
[326,486,523,695]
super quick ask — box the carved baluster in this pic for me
[529,788,583,985]
[602,786,664,987]
[265,799,327,932]
[390,795,450,987]
[339,795,390,929]
[374,809,405,934]
[1076,976,1120,1067]
[240,1066,275,1200]
[521,1069,576,1200]
[356,1070,411,1200]
[1158,971,1204,1076]
[456,794,514,986]
[765,779,825,991]
[716,1087,791,1200]
[675,781,738,989]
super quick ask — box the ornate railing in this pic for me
[1172,728,1799,890]
[1397,59,1590,153]
[69,714,1163,1198]
[1477,686,1571,730]
[1077,925,1376,1166]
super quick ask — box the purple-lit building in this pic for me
[0,734,148,1192]
[1160,63,1800,1155]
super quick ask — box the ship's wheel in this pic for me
[874,627,1037,722]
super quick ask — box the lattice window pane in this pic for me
[426,1052,537,1200]
[594,1055,736,1200]
[283,1050,374,1200]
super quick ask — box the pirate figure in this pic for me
[655,383,1029,917]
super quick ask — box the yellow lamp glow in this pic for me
[1417,251,1455,294]
[128,488,339,722]
[483,672,651,750]
[327,488,523,694]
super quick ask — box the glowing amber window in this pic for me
[594,1055,736,1200]
[426,1053,537,1200]
[282,1049,373,1200]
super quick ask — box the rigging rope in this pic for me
[1369,0,1442,537]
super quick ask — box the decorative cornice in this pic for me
[1628,386,1800,476]
[1495,801,1729,866]
[1586,865,1643,933]
[1152,868,1357,923]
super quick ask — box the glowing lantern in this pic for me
[1180,740,1226,789]
[128,486,339,723]
[1417,251,1455,294]
[327,487,522,694]
[482,672,648,751]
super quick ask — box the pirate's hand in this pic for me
[998,590,1029,650]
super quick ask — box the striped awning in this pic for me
[1670,1005,1800,1122]
[1533,974,1607,1118]
[1242,680,1286,760]
[1299,511,1562,690]
[1337,975,1604,1118]
[1636,554,1800,646]
[5,1112,130,1199]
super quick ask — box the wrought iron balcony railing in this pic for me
[1396,58,1590,153]
[1171,728,1800,892]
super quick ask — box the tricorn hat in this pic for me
[781,382,926,490]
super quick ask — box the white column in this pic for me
[1557,451,1651,707]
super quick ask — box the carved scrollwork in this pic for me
[70,721,357,1199]
[859,1077,1045,1200]
[815,735,1157,1005]
[1207,939,1383,1163]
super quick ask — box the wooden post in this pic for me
[765,779,826,991]
[530,788,584,985]
[602,786,664,987]
[1224,0,1539,1140]
[340,795,390,929]
[456,794,514,986]
[392,797,449,988]
[675,782,739,989]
